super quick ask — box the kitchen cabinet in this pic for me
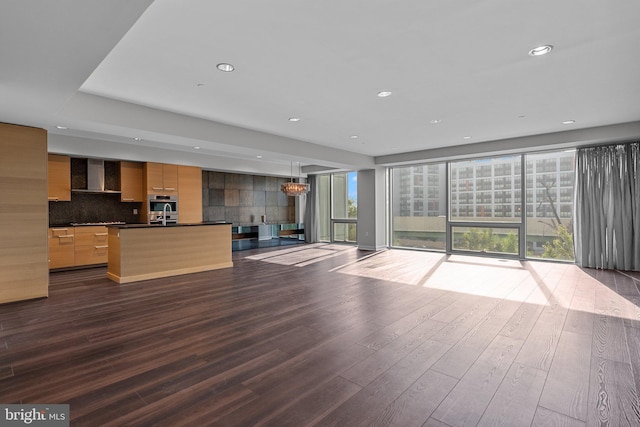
[48,154,71,201]
[120,161,144,202]
[48,226,109,269]
[48,227,75,269]
[144,162,178,195]
[178,165,202,223]
[74,226,108,266]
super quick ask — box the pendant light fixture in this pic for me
[281,161,310,196]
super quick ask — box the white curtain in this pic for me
[574,142,640,270]
[304,174,318,243]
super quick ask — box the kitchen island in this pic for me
[106,222,232,284]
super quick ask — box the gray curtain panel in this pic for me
[304,174,318,243]
[574,142,640,270]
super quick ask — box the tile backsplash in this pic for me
[49,192,141,225]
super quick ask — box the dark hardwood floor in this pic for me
[1,244,640,426]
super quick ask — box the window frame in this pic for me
[388,149,575,262]
[318,171,358,244]
[446,155,525,259]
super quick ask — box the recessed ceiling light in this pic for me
[377,91,392,97]
[193,146,201,150]
[350,135,358,139]
[528,45,553,56]
[562,120,576,124]
[288,117,300,122]
[216,63,235,72]
[133,137,142,141]
[430,119,442,124]
[256,155,262,159]
[463,136,472,140]
[56,125,68,130]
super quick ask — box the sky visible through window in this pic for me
[348,172,357,205]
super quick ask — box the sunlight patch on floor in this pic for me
[332,250,640,323]
[247,246,640,323]
[423,255,532,300]
[244,243,353,266]
[332,250,445,286]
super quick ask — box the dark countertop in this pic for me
[49,222,130,227]
[234,222,304,227]
[107,221,232,229]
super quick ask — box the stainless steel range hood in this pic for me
[71,159,121,194]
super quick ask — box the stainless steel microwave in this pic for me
[148,195,178,224]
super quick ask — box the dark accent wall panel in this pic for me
[202,171,295,225]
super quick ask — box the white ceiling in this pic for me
[3,0,640,175]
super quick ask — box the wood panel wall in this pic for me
[178,165,202,224]
[0,123,49,303]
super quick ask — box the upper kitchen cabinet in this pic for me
[144,162,178,195]
[178,165,202,224]
[120,161,144,202]
[48,154,71,201]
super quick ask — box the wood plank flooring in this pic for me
[1,245,640,426]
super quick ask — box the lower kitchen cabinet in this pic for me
[48,227,75,268]
[74,226,109,266]
[48,225,109,269]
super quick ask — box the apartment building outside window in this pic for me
[390,150,575,261]
[391,163,446,250]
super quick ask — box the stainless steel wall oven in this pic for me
[148,195,178,224]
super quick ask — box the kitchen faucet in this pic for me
[162,203,172,226]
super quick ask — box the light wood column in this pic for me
[178,165,202,223]
[0,123,49,303]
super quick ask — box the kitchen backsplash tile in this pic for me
[49,192,141,225]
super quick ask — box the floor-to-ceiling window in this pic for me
[318,171,357,243]
[389,149,576,261]
[391,163,447,250]
[525,150,575,261]
[449,155,522,257]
